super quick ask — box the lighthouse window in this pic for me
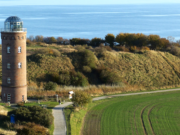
[7,47,10,53]
[7,63,10,69]
[21,36,24,39]
[18,63,22,68]
[7,78,11,84]
[18,46,21,53]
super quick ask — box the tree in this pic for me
[116,33,126,45]
[35,35,44,42]
[28,35,34,42]
[91,37,102,46]
[105,34,115,47]
[44,81,57,91]
[49,37,57,43]
[71,91,92,107]
[148,34,160,49]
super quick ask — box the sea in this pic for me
[0,4,180,41]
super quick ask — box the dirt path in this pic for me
[53,88,180,135]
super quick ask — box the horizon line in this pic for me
[1,3,180,6]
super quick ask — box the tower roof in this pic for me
[5,16,22,23]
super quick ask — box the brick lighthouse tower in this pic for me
[1,16,27,103]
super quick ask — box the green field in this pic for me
[83,91,180,135]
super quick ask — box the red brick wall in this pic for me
[1,32,27,103]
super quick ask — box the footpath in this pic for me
[53,102,72,135]
[53,88,180,135]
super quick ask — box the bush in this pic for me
[59,71,89,86]
[71,91,92,107]
[8,106,53,128]
[83,66,92,73]
[44,81,57,91]
[130,46,137,52]
[71,72,89,87]
[82,49,97,69]
[104,46,112,51]
[170,46,180,57]
[140,46,150,53]
[74,45,86,51]
[94,47,107,53]
[16,122,49,135]
[98,67,122,85]
[35,49,61,57]
[114,46,130,52]
[17,102,24,107]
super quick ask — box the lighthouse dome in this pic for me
[5,16,22,23]
[4,16,23,32]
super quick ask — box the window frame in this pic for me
[7,78,11,84]
[18,46,21,53]
[7,46,10,53]
[18,62,22,68]
[7,63,10,69]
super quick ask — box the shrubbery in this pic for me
[81,49,97,69]
[83,66,92,73]
[8,106,53,128]
[98,66,123,85]
[16,122,49,135]
[58,71,89,86]
[44,81,57,91]
[71,91,92,107]
[35,49,61,57]
[170,46,180,57]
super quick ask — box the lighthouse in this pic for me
[1,16,27,103]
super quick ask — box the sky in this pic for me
[0,0,180,6]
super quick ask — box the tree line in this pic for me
[27,33,180,50]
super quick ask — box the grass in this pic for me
[82,91,180,135]
[24,101,59,112]
[64,106,74,135]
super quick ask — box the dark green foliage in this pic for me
[59,71,89,86]
[70,38,90,45]
[98,67,122,85]
[71,72,89,87]
[91,38,102,46]
[16,122,49,135]
[44,81,57,91]
[105,34,115,47]
[8,106,53,128]
[82,50,96,69]
[83,66,92,73]
[71,91,92,107]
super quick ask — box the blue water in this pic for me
[0,4,180,40]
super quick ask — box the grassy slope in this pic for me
[82,91,180,135]
[24,49,180,88]
[98,51,180,87]
[0,45,180,88]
